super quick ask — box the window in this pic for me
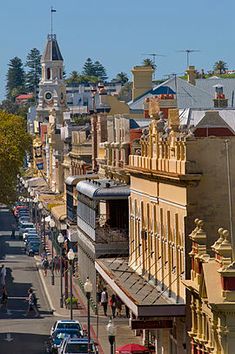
[47,68,51,80]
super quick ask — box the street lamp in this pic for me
[84,277,93,353]
[49,218,56,285]
[67,248,75,320]
[107,318,116,354]
[57,233,65,308]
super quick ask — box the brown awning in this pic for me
[51,204,67,222]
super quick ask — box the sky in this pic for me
[1,0,235,100]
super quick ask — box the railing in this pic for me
[96,226,128,244]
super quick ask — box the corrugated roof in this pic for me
[129,77,213,111]
[41,34,63,62]
[77,179,130,200]
[179,108,235,133]
[196,78,235,107]
[65,174,98,186]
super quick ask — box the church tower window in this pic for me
[47,68,51,80]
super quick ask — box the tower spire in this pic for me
[50,6,56,35]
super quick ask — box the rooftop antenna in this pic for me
[177,49,200,68]
[50,6,57,36]
[141,53,166,79]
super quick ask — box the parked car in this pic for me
[46,329,82,353]
[22,228,37,240]
[58,337,98,354]
[25,240,41,256]
[24,235,40,246]
[50,320,83,337]
[19,222,35,239]
[18,216,31,224]
[14,205,28,217]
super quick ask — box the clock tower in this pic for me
[37,34,66,123]
[36,34,67,193]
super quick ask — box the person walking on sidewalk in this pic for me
[25,288,40,318]
[101,287,108,316]
[109,294,116,318]
[0,286,8,311]
[42,257,49,276]
[0,265,6,287]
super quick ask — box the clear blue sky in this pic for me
[1,0,235,100]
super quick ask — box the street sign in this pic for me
[131,319,173,330]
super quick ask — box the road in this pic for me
[0,206,54,354]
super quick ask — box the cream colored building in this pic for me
[95,106,235,353]
[184,219,235,354]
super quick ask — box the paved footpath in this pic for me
[38,238,143,353]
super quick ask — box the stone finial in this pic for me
[212,228,224,251]
[216,229,233,267]
[193,219,207,244]
[189,218,200,240]
[148,96,160,119]
[168,109,180,131]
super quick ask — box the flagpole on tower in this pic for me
[50,6,56,36]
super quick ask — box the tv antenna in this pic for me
[177,49,200,68]
[141,53,166,79]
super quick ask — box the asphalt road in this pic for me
[0,206,55,354]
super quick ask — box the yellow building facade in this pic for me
[184,219,235,354]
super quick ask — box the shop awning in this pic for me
[77,179,130,200]
[51,204,67,222]
[95,257,185,318]
[65,174,98,186]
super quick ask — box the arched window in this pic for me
[47,68,51,80]
[60,68,62,79]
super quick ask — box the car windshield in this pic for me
[65,343,95,353]
[22,224,34,228]
[53,331,80,340]
[57,323,81,330]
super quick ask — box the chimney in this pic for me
[186,66,196,85]
[213,84,228,108]
[131,65,154,101]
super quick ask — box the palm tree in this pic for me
[213,60,228,75]
[115,72,129,85]
[142,58,156,70]
[66,71,81,84]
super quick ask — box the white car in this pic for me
[22,228,37,240]
[50,320,83,337]
[19,222,35,239]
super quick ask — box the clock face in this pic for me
[44,91,52,101]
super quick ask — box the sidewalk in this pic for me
[36,243,142,353]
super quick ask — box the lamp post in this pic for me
[107,318,116,354]
[84,277,93,353]
[34,196,39,230]
[67,249,75,320]
[38,202,43,234]
[49,218,56,285]
[57,233,65,308]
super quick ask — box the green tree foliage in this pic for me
[6,57,25,101]
[25,48,42,95]
[82,58,107,81]
[0,111,31,204]
[117,82,132,102]
[66,71,81,85]
[93,61,107,81]
[213,60,228,75]
[142,58,156,71]
[115,72,129,85]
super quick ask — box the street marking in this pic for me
[5,333,13,342]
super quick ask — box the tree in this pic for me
[25,48,41,95]
[66,71,81,85]
[93,61,107,81]
[0,111,31,204]
[115,72,129,85]
[142,58,156,71]
[117,82,132,102]
[213,60,228,75]
[82,58,95,77]
[82,58,108,81]
[6,57,25,101]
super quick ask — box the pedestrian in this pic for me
[0,265,6,287]
[109,294,116,318]
[25,288,39,318]
[0,286,8,311]
[42,257,49,276]
[54,256,60,274]
[96,281,102,304]
[100,287,108,316]
[11,225,16,239]
[116,295,123,317]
